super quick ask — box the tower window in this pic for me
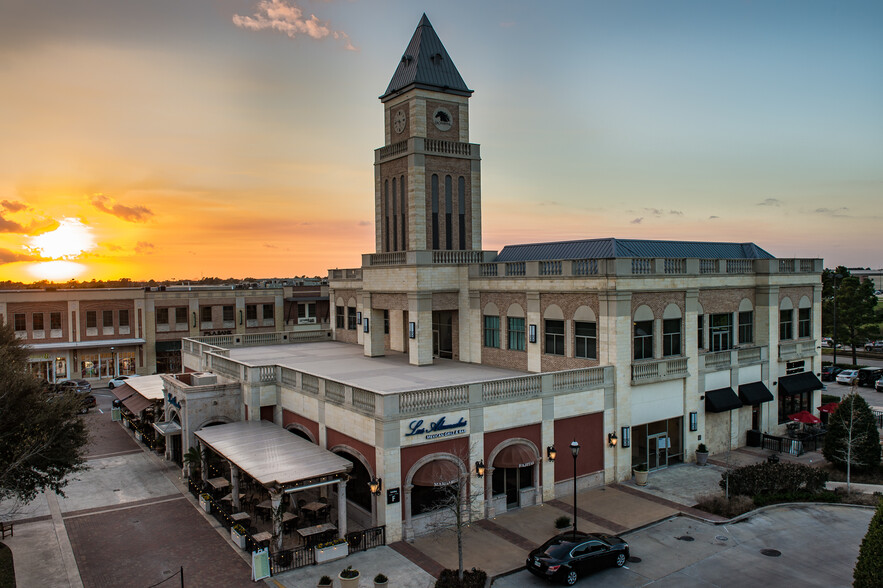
[431,174,439,249]
[384,180,390,252]
[458,176,466,250]
[400,176,406,251]
[445,175,453,250]
[392,178,398,251]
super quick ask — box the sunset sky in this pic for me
[1,0,881,282]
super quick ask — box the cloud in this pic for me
[264,243,277,249]
[757,198,781,207]
[669,210,683,216]
[1,200,28,213]
[135,241,155,254]
[0,215,26,233]
[630,217,643,224]
[92,194,153,222]
[0,248,40,264]
[814,207,849,217]
[709,215,719,219]
[233,0,357,50]
[643,208,664,216]
[358,220,371,226]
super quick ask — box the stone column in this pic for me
[269,487,284,552]
[230,463,240,511]
[337,479,348,536]
[199,441,208,485]
[408,292,433,366]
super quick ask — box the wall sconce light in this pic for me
[409,322,416,339]
[621,426,631,448]
[529,324,537,343]
[363,318,369,333]
[475,460,485,477]
[357,311,362,323]
[239,309,243,325]
[368,477,382,496]
[607,432,618,448]
[689,411,698,432]
[546,445,557,462]
[192,311,197,327]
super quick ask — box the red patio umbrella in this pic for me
[788,410,822,424]
[818,402,840,414]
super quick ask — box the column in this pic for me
[269,487,283,552]
[230,464,241,511]
[198,441,207,484]
[337,479,348,536]
[408,292,433,366]
[364,301,385,358]
[526,292,541,372]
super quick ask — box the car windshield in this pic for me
[540,539,580,559]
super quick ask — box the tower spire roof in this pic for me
[380,14,472,101]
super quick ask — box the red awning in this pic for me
[493,444,536,468]
[412,460,460,487]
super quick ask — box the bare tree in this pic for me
[823,390,881,494]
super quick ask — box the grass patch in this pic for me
[820,463,883,486]
[0,542,14,588]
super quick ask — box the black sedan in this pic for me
[526,531,629,585]
[821,366,842,382]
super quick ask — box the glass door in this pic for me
[505,468,518,508]
[648,433,669,471]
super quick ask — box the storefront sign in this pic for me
[201,329,232,336]
[402,412,469,444]
[386,488,400,505]
[166,391,181,409]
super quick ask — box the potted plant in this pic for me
[199,492,212,513]
[633,464,649,486]
[231,524,247,549]
[314,536,348,563]
[696,443,709,466]
[339,565,360,588]
[317,576,333,588]
[554,515,571,532]
[374,573,389,587]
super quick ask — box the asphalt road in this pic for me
[493,505,873,587]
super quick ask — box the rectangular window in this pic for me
[223,305,234,322]
[483,315,500,348]
[14,313,26,331]
[298,303,316,318]
[508,317,525,351]
[574,321,596,359]
[86,311,97,329]
[662,318,681,357]
[779,309,793,340]
[633,320,653,360]
[246,305,257,321]
[157,308,170,325]
[798,308,811,338]
[778,389,810,424]
[263,304,274,320]
[383,309,389,334]
[738,311,753,344]
[347,307,357,330]
[710,313,733,352]
[103,310,113,328]
[336,306,344,329]
[118,309,129,327]
[175,307,187,324]
[545,320,565,355]
[50,312,62,330]
[33,313,44,331]
[697,315,704,349]
[200,306,212,323]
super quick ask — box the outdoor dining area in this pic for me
[763,405,833,456]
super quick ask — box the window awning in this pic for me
[153,421,182,436]
[779,372,824,396]
[705,387,743,413]
[111,385,136,402]
[493,444,536,468]
[412,459,460,487]
[739,382,774,405]
[122,393,154,414]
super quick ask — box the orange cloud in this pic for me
[233,0,356,50]
[92,194,153,222]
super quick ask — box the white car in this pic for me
[107,374,139,389]
[836,369,858,385]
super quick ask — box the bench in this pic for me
[0,521,12,539]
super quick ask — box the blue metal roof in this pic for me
[494,238,775,262]
[381,14,472,101]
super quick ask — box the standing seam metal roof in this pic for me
[381,14,472,100]
[494,238,775,262]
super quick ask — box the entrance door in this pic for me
[751,405,760,430]
[505,467,518,508]
[648,433,669,471]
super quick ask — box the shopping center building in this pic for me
[169,16,824,544]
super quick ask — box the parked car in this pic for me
[526,532,629,586]
[864,341,883,352]
[821,366,843,382]
[857,367,883,387]
[107,374,139,389]
[79,394,97,414]
[836,370,859,385]
[57,379,92,393]
[875,377,883,393]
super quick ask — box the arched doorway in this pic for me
[404,454,466,539]
[333,449,372,514]
[285,424,315,444]
[488,440,539,514]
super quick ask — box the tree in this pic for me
[822,392,881,485]
[0,323,89,513]
[822,267,878,365]
[854,498,883,588]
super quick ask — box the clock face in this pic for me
[432,107,453,131]
[393,109,406,134]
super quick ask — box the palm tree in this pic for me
[183,446,204,481]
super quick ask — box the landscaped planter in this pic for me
[634,469,648,486]
[231,526,246,549]
[135,431,143,442]
[314,543,348,564]
[199,494,211,513]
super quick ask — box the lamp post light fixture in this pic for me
[547,445,557,462]
[570,440,580,539]
[607,433,618,448]
[475,460,486,478]
[368,477,382,496]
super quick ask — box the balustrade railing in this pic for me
[539,260,562,276]
[482,375,542,402]
[325,381,345,404]
[378,140,407,160]
[352,387,375,412]
[370,251,407,266]
[552,367,606,391]
[505,262,525,276]
[631,258,653,274]
[400,385,469,414]
[632,357,688,383]
[425,139,472,156]
[301,373,319,394]
[726,259,753,273]
[572,259,598,275]
[432,250,484,264]
[699,259,718,274]
[704,350,732,370]
[664,258,687,274]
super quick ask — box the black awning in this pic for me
[739,382,774,405]
[778,372,824,396]
[155,340,182,352]
[705,387,743,413]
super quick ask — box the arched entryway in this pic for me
[285,423,316,444]
[404,454,466,540]
[487,439,540,515]
[331,447,375,527]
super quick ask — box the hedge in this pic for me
[854,499,883,588]
[721,462,827,497]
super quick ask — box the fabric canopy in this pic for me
[412,460,460,487]
[122,393,153,414]
[818,402,840,414]
[111,385,136,402]
[788,410,821,424]
[153,420,182,436]
[705,388,743,413]
[493,444,536,468]
[738,382,774,405]
[779,372,824,396]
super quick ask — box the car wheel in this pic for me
[615,553,626,567]
[564,570,578,586]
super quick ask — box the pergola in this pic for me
[194,420,353,550]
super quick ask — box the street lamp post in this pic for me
[570,440,580,539]
[833,273,842,365]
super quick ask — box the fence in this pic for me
[267,526,386,575]
[761,431,826,456]
[873,409,883,429]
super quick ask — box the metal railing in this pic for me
[346,525,386,554]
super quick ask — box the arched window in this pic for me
[662,304,682,357]
[738,299,754,344]
[458,176,466,249]
[779,297,794,340]
[431,174,439,249]
[391,178,398,251]
[384,180,390,252]
[633,305,654,360]
[444,175,453,250]
[400,175,406,251]
[798,295,812,338]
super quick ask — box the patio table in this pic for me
[207,477,230,490]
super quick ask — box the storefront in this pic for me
[630,417,684,471]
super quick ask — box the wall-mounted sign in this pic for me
[201,329,232,336]
[401,411,469,445]
[387,488,400,505]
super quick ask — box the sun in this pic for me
[28,218,96,259]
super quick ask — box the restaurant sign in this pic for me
[401,411,469,445]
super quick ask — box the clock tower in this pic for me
[375,14,481,254]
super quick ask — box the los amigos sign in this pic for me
[400,410,469,446]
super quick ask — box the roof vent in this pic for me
[401,54,413,64]
[430,52,443,64]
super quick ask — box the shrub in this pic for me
[340,566,359,579]
[318,576,333,586]
[721,462,827,497]
[752,490,841,507]
[854,499,883,588]
[695,494,754,518]
[554,515,571,529]
[374,573,388,583]
[823,393,882,473]
[697,443,708,453]
[435,568,488,588]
